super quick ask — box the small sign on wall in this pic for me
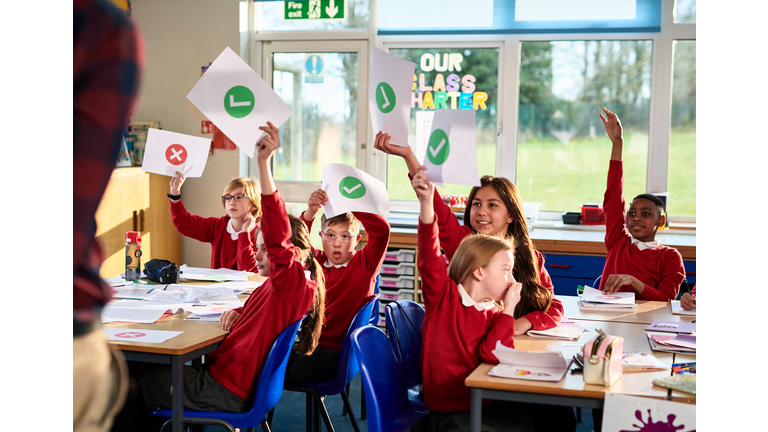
[305,54,325,83]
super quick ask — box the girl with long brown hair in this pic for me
[374,133,562,335]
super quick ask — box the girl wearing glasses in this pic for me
[168,173,261,271]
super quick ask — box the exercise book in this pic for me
[489,341,575,382]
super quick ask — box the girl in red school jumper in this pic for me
[112,123,326,431]
[409,167,575,432]
[168,172,261,271]
[374,133,562,336]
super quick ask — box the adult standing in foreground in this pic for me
[73,0,144,430]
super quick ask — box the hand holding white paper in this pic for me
[419,110,481,187]
[141,128,211,177]
[186,47,292,158]
[321,164,390,219]
[369,47,416,147]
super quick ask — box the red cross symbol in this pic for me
[596,295,621,300]
[115,331,147,338]
[165,144,188,165]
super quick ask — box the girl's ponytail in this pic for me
[286,215,326,355]
[296,253,326,355]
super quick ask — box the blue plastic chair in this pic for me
[384,300,427,413]
[150,316,304,432]
[593,275,602,290]
[284,295,379,432]
[351,325,428,432]
[354,274,381,421]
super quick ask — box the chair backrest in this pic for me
[351,325,423,432]
[593,275,602,290]
[369,274,381,326]
[384,300,425,389]
[251,316,304,418]
[332,294,379,391]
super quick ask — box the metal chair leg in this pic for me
[360,385,366,420]
[339,388,361,432]
[341,383,351,416]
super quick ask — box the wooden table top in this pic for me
[465,320,696,404]
[105,310,229,356]
[558,295,696,325]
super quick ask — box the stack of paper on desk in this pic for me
[646,333,696,354]
[526,320,585,340]
[489,341,575,382]
[180,265,250,282]
[645,320,696,334]
[112,284,161,300]
[101,301,184,324]
[578,286,637,311]
[183,301,244,322]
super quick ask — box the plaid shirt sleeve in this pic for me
[73,0,144,320]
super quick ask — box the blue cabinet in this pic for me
[542,254,605,296]
[543,253,697,297]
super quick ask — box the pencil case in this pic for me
[582,334,624,386]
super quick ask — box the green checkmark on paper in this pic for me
[427,128,450,165]
[224,85,255,118]
[375,82,396,114]
[339,176,366,199]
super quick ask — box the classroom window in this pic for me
[271,52,358,182]
[385,47,499,201]
[516,40,652,213]
[667,40,696,217]
[258,0,369,31]
[674,0,696,24]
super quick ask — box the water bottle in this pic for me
[125,231,142,282]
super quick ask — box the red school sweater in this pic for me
[431,189,564,329]
[599,160,685,301]
[170,199,258,272]
[418,217,516,413]
[207,191,315,401]
[301,212,390,351]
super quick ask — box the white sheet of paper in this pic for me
[141,128,211,177]
[526,320,585,340]
[321,163,390,219]
[490,341,576,382]
[104,328,183,344]
[420,110,480,187]
[186,47,292,157]
[146,284,249,304]
[101,304,177,324]
[602,393,696,432]
[180,265,250,282]
[580,285,635,305]
[180,301,244,316]
[369,46,416,147]
[111,285,162,300]
[671,300,696,315]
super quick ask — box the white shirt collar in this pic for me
[226,219,239,241]
[457,284,497,311]
[323,250,356,268]
[631,236,660,251]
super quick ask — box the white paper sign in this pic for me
[321,163,390,219]
[104,328,183,344]
[581,285,636,305]
[419,110,480,187]
[141,128,211,177]
[186,47,292,157]
[602,393,696,432]
[369,46,416,147]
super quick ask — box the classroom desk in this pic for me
[105,310,230,432]
[558,295,697,325]
[465,320,695,432]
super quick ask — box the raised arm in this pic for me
[432,187,472,261]
[373,131,422,177]
[601,108,629,250]
[353,211,391,275]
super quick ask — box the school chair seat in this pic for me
[351,325,428,432]
[352,274,381,421]
[149,316,304,432]
[384,300,427,413]
[283,295,379,432]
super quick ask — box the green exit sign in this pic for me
[285,0,345,20]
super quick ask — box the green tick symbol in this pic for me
[427,129,450,165]
[375,82,396,114]
[339,177,366,199]
[224,85,255,118]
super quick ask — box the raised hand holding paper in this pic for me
[141,128,211,177]
[369,46,416,147]
[419,109,480,187]
[186,47,292,157]
[321,163,390,219]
